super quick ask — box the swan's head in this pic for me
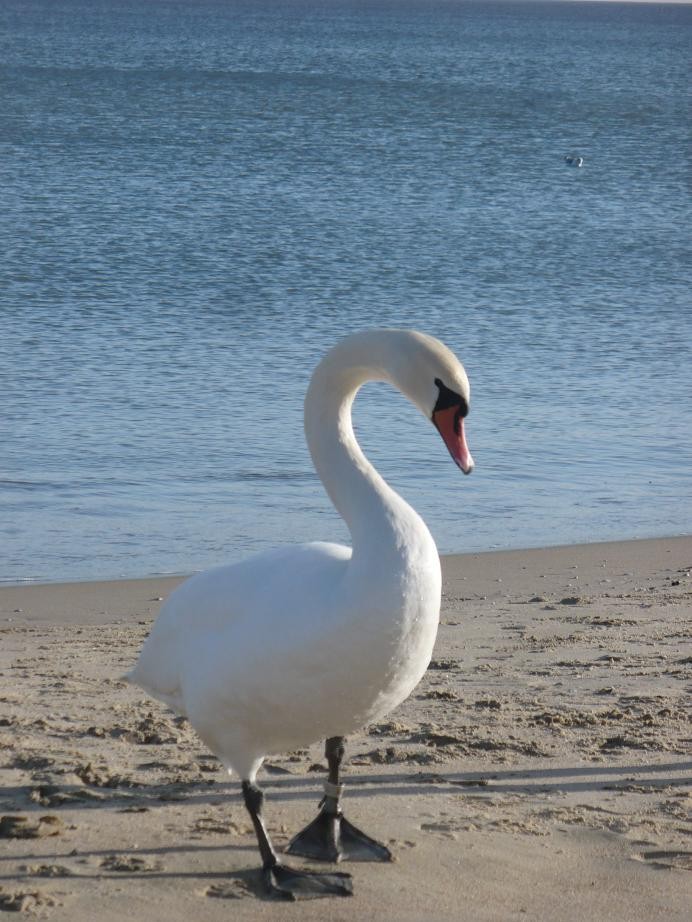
[387,331,474,475]
[308,328,474,475]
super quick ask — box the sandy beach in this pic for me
[0,537,690,920]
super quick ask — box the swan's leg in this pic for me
[285,736,393,863]
[241,780,352,900]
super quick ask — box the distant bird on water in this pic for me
[565,155,584,167]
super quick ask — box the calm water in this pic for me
[2,0,691,583]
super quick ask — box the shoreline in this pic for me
[1,534,690,625]
[1,534,690,920]
[2,531,690,590]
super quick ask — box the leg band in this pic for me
[324,781,344,800]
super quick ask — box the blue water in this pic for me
[1,0,691,583]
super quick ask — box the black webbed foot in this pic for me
[338,814,393,862]
[242,779,352,899]
[262,862,353,900]
[287,810,393,863]
[286,810,340,862]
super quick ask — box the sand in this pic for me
[0,537,690,920]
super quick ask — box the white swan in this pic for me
[128,329,474,899]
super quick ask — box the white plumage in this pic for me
[128,329,474,898]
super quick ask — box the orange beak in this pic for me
[432,406,474,475]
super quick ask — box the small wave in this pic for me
[236,470,310,483]
[0,479,63,492]
[0,576,41,585]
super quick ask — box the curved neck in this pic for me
[303,333,429,556]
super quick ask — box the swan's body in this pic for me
[134,533,438,781]
[128,329,473,898]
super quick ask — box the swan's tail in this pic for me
[123,664,187,716]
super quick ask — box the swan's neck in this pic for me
[304,335,433,560]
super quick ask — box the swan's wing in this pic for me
[126,542,351,713]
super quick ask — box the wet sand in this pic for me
[0,537,690,920]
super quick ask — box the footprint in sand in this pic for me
[203,881,251,900]
[99,854,163,872]
[419,820,459,840]
[0,814,63,838]
[24,864,75,878]
[634,849,692,871]
[0,887,58,913]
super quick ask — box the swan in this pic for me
[127,329,474,900]
[564,155,584,167]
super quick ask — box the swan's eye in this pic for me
[433,377,469,419]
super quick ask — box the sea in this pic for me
[1,0,691,583]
